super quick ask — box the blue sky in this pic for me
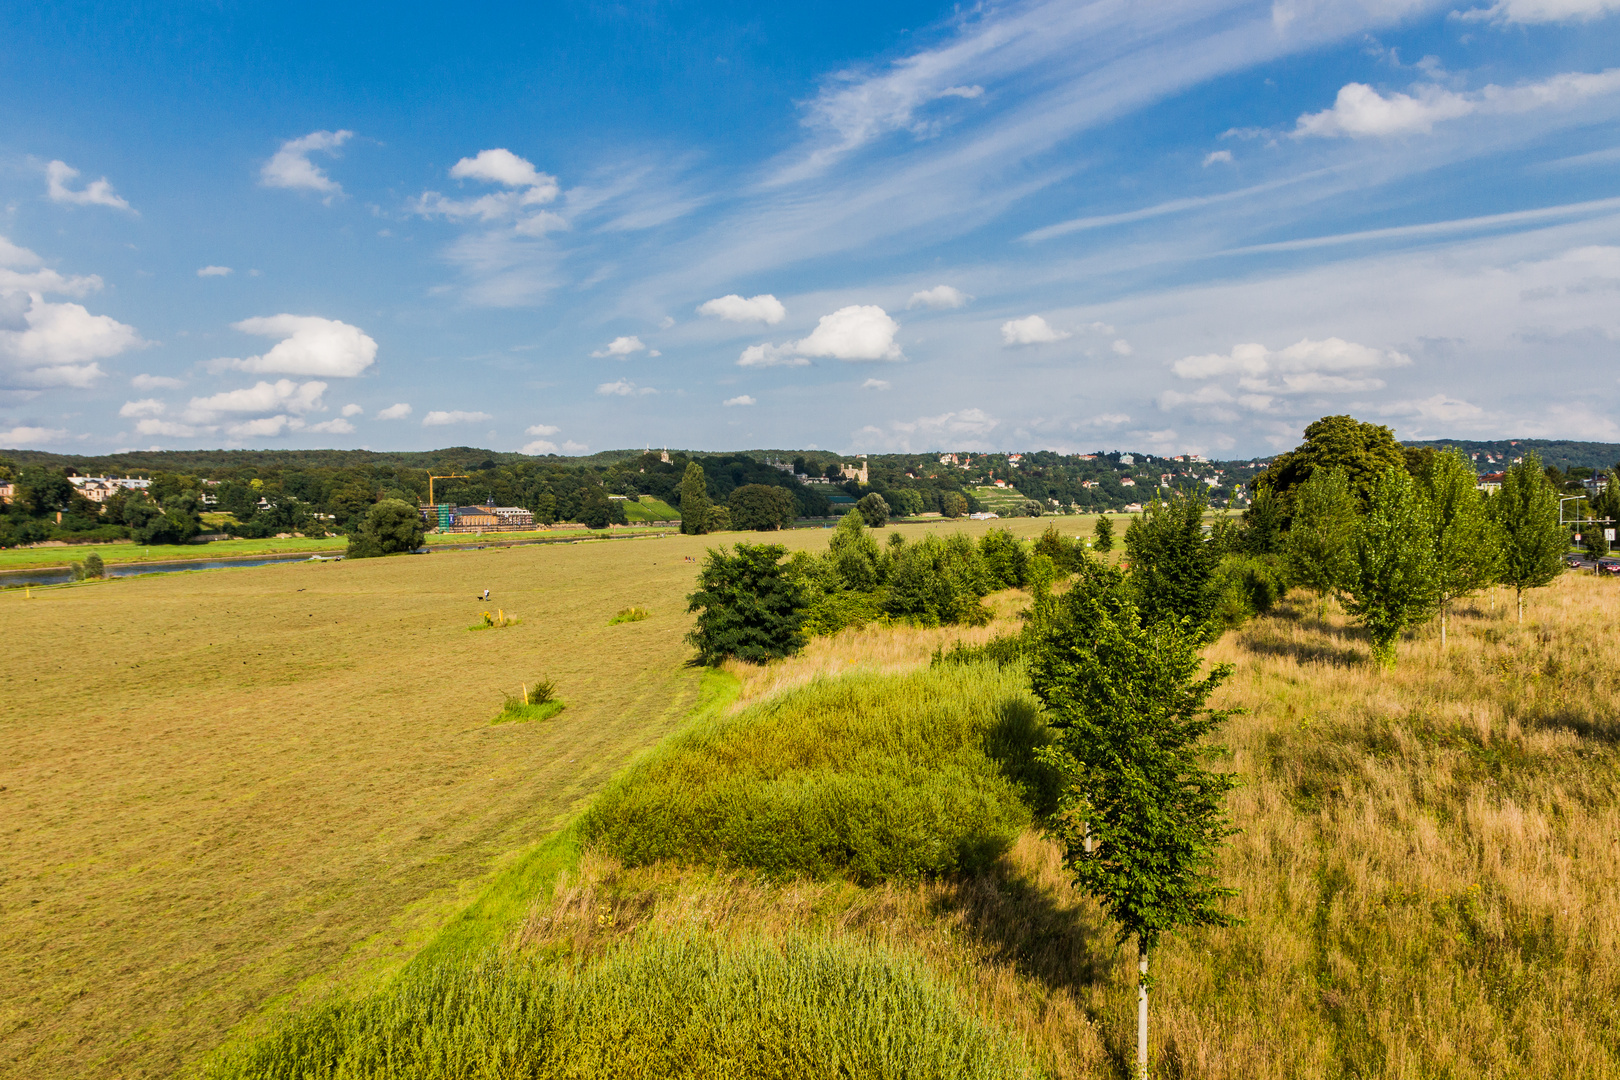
[3,0,1618,458]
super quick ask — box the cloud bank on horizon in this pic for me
[2,0,1619,457]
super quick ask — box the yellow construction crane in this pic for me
[427,473,470,506]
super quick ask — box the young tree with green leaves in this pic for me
[1093,515,1115,552]
[1029,561,1239,1080]
[686,543,806,663]
[678,462,711,536]
[1124,486,1219,639]
[1491,451,1565,623]
[1424,449,1500,646]
[1341,467,1439,667]
[1238,486,1283,555]
[855,492,890,528]
[1285,468,1357,622]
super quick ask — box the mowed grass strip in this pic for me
[0,535,715,1080]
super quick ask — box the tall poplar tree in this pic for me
[1030,561,1239,1080]
[1341,467,1439,668]
[678,461,711,536]
[1424,449,1500,647]
[1492,451,1565,623]
[1285,468,1356,622]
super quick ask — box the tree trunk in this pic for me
[1137,942,1150,1080]
[1440,603,1448,649]
[1517,588,1524,624]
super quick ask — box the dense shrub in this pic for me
[204,933,1039,1080]
[1209,553,1291,630]
[979,528,1029,589]
[686,543,806,664]
[581,664,1056,882]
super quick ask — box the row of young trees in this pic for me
[1258,444,1565,664]
[683,513,1040,662]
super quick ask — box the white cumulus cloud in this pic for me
[340,403,364,417]
[0,425,70,444]
[737,343,809,368]
[591,335,646,358]
[414,148,561,235]
[1001,315,1071,345]
[522,439,559,454]
[45,161,133,212]
[197,265,233,277]
[862,378,891,390]
[377,402,412,420]
[0,293,140,389]
[261,130,353,196]
[1295,69,1620,138]
[697,294,787,324]
[597,379,657,396]
[1459,0,1620,22]
[1202,150,1234,166]
[795,305,903,361]
[184,379,328,422]
[422,409,494,426]
[1171,337,1412,397]
[526,422,560,436]
[119,398,166,418]
[132,373,184,390]
[304,417,355,434]
[1112,339,1134,356]
[214,315,377,378]
[723,394,756,406]
[907,285,971,310]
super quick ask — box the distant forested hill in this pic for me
[1401,439,1620,473]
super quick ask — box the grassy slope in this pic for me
[541,573,1620,1080]
[0,516,1061,1079]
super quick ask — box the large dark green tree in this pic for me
[1030,561,1239,1080]
[1254,415,1407,511]
[346,499,425,558]
[1491,451,1565,623]
[1124,486,1219,638]
[686,543,806,663]
[728,484,797,531]
[1341,467,1439,667]
[678,462,712,536]
[855,492,890,528]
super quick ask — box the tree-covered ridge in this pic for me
[1400,438,1620,474]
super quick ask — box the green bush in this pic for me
[686,543,806,664]
[581,664,1056,883]
[204,933,1039,1080]
[1210,553,1291,629]
[978,528,1029,589]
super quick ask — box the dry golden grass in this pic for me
[534,569,1620,1080]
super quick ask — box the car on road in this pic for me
[1567,555,1586,568]
[1598,557,1620,576]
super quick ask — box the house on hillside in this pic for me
[1120,477,1136,487]
[1477,472,1505,493]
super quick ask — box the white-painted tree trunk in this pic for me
[1137,942,1149,1080]
[1440,604,1448,649]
